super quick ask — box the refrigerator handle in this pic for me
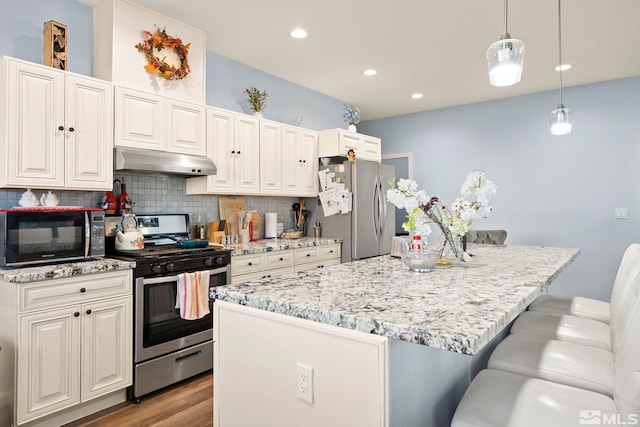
[372,174,380,242]
[379,178,386,238]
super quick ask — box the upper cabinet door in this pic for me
[64,74,113,190]
[114,86,164,151]
[204,107,235,192]
[234,115,260,194]
[298,129,318,195]
[165,99,206,156]
[4,59,65,188]
[260,120,282,195]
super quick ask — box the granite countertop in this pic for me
[0,258,136,284]
[227,237,342,256]
[216,245,580,355]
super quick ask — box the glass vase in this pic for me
[439,234,464,266]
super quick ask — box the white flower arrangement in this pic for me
[387,170,497,254]
[343,104,360,125]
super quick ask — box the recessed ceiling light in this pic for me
[290,28,308,39]
[554,64,572,71]
[363,69,378,76]
[411,93,424,99]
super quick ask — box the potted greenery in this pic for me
[245,86,268,117]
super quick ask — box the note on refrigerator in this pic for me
[318,188,340,216]
[339,192,352,214]
[318,169,336,191]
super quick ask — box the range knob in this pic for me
[151,263,162,274]
[214,256,225,266]
[204,257,214,267]
[165,262,175,272]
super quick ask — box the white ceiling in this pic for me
[78,0,640,120]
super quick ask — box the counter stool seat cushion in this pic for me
[510,311,611,350]
[528,294,610,323]
[488,334,614,396]
[451,369,618,427]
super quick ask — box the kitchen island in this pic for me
[214,245,580,426]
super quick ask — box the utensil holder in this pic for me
[240,229,250,244]
[314,226,322,239]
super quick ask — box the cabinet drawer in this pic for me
[265,250,294,269]
[20,270,132,313]
[294,247,318,263]
[231,253,265,276]
[295,257,341,273]
[317,244,341,261]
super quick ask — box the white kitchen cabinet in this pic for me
[294,243,341,272]
[0,56,113,190]
[259,119,282,195]
[186,107,260,195]
[1,270,133,426]
[281,125,318,196]
[115,86,206,156]
[231,250,295,284]
[114,86,164,150]
[166,98,206,156]
[231,244,341,283]
[18,307,81,422]
[318,128,381,163]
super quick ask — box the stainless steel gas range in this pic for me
[107,214,231,402]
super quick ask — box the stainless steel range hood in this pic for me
[114,147,216,176]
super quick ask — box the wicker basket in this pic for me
[281,231,302,239]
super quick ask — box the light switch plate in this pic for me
[615,208,629,219]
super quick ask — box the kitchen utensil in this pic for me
[114,214,144,250]
[218,220,226,231]
[160,234,210,248]
[40,191,59,207]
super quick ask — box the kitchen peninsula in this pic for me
[214,245,580,426]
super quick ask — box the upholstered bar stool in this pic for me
[511,244,640,350]
[464,229,507,245]
[451,369,620,427]
[487,269,640,396]
[453,282,640,426]
[527,244,640,325]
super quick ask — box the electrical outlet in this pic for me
[296,363,314,403]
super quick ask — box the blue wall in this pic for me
[360,76,640,300]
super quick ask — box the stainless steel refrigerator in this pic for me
[306,160,395,263]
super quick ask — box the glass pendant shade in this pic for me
[549,105,572,135]
[487,36,525,87]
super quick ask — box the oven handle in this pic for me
[141,266,230,285]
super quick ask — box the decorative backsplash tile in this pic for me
[0,172,307,238]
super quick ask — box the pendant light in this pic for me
[487,0,525,87]
[549,0,572,135]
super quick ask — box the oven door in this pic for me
[134,265,230,363]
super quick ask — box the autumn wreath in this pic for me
[135,27,191,80]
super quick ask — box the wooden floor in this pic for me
[67,372,213,427]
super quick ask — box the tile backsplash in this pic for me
[0,172,307,239]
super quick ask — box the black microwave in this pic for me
[0,208,106,268]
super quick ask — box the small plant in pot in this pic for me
[245,86,268,117]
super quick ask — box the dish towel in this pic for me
[175,270,211,320]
